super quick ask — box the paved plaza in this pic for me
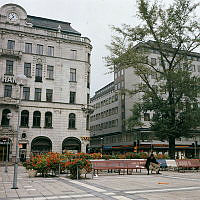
[1,166,200,200]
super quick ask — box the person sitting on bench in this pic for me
[145,153,161,175]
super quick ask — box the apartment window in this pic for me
[47,65,54,79]
[25,43,32,53]
[4,85,12,97]
[35,64,42,82]
[36,44,43,55]
[33,111,41,127]
[144,113,150,121]
[151,58,157,66]
[7,40,15,50]
[34,88,41,101]
[1,109,11,127]
[24,63,31,77]
[70,68,76,82]
[46,89,53,102]
[69,92,76,104]
[23,87,30,100]
[68,113,76,129]
[20,110,29,127]
[71,49,77,59]
[45,112,52,128]
[48,46,54,56]
[6,60,13,75]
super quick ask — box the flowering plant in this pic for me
[63,158,92,179]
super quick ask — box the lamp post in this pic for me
[12,74,27,189]
[100,137,103,154]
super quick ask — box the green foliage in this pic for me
[106,0,200,158]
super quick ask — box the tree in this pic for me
[106,0,200,159]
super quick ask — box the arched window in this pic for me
[20,110,29,127]
[33,111,41,127]
[68,113,76,129]
[45,112,52,128]
[1,109,11,126]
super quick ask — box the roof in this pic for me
[26,15,81,36]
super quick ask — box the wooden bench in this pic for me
[176,159,200,172]
[91,159,146,175]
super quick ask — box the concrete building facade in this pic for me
[90,42,200,158]
[0,3,92,162]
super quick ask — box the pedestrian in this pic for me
[145,153,161,175]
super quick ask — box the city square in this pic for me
[1,0,200,199]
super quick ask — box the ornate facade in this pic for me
[0,3,92,162]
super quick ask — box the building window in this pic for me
[86,115,89,130]
[20,110,29,127]
[36,44,43,55]
[70,68,76,82]
[47,65,54,79]
[87,71,90,88]
[4,85,12,97]
[88,53,91,64]
[25,43,32,53]
[71,49,77,59]
[35,64,42,82]
[46,89,53,102]
[24,63,31,77]
[48,46,54,56]
[33,111,41,127]
[45,112,52,128]
[151,58,157,66]
[6,60,13,75]
[1,109,11,127]
[34,88,41,101]
[68,113,76,129]
[144,113,150,121]
[7,40,15,50]
[23,87,30,100]
[69,92,76,104]
[197,65,200,72]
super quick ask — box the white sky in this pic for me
[0,0,137,95]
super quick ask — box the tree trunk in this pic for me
[168,136,175,159]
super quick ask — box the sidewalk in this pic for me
[1,165,200,200]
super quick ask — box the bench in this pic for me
[91,159,146,175]
[176,159,200,172]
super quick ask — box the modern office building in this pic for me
[90,42,200,158]
[0,3,92,162]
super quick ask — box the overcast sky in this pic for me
[0,0,138,95]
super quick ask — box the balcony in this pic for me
[0,97,19,107]
[0,48,22,59]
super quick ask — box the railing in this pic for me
[0,49,22,59]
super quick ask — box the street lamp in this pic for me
[12,74,27,189]
[100,137,103,154]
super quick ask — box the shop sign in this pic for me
[2,75,16,84]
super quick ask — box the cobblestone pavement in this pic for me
[1,166,200,200]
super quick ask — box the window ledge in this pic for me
[46,78,54,80]
[32,126,41,128]
[44,126,53,129]
[69,81,77,83]
[68,128,77,130]
[20,126,29,128]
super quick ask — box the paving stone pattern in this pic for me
[1,166,200,200]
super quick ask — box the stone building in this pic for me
[0,3,92,162]
[90,42,200,158]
